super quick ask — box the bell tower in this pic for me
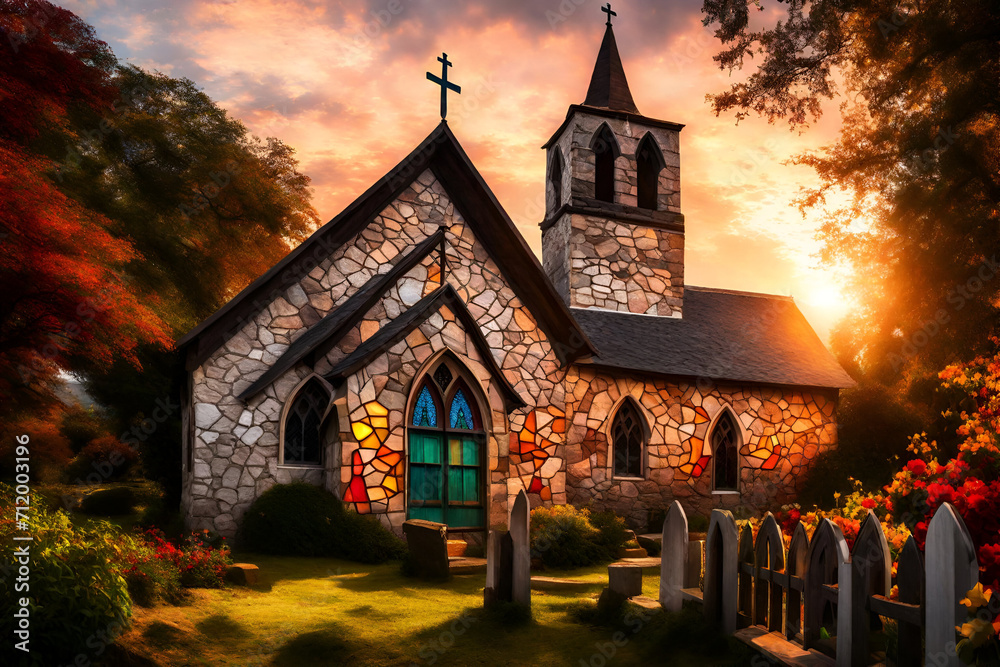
[541,10,685,317]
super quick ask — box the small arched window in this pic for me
[548,151,564,210]
[711,410,740,491]
[636,133,665,210]
[611,400,645,478]
[591,124,620,203]
[283,379,330,465]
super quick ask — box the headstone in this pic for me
[484,530,513,607]
[403,519,450,580]
[925,503,979,667]
[609,563,643,597]
[225,563,259,586]
[510,489,531,607]
[659,500,689,612]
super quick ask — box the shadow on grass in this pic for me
[269,623,355,667]
[142,620,188,649]
[195,613,251,640]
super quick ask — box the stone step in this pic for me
[734,627,836,667]
[448,557,487,575]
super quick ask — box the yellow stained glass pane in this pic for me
[751,449,770,460]
[361,435,380,449]
[383,476,398,493]
[449,439,462,465]
[370,416,388,429]
[352,422,373,440]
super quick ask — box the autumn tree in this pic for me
[702,0,1000,383]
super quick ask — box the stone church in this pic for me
[178,20,853,540]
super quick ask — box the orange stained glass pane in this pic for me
[374,428,390,442]
[694,407,710,424]
[381,452,401,466]
[524,411,536,433]
[361,435,380,449]
[372,458,391,473]
[370,416,388,429]
[679,463,694,474]
[552,418,566,434]
[355,502,371,514]
[540,486,552,501]
[368,486,388,501]
[365,401,388,417]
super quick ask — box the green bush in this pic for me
[239,482,405,563]
[0,485,132,665]
[78,486,138,516]
[529,504,627,569]
[589,510,629,560]
[336,512,407,564]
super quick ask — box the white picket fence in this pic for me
[658,500,980,666]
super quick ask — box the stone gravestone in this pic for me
[659,500,688,612]
[402,519,450,580]
[609,563,643,597]
[486,489,531,608]
[484,530,513,608]
[510,489,531,607]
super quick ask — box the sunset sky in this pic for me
[61,0,853,340]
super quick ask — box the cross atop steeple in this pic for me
[601,3,616,26]
[426,52,462,121]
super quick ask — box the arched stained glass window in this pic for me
[449,389,475,430]
[408,359,485,530]
[712,410,740,491]
[284,380,329,465]
[612,401,645,478]
[412,384,438,427]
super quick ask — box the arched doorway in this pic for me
[407,357,486,529]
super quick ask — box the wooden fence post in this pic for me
[659,500,689,612]
[804,519,849,653]
[738,523,754,629]
[925,502,979,667]
[785,522,809,641]
[754,512,786,633]
[895,535,925,667]
[705,509,739,634]
[840,510,891,666]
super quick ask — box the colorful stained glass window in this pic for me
[449,389,475,430]
[712,411,739,490]
[412,385,438,427]
[612,401,644,477]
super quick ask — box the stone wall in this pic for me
[563,366,838,530]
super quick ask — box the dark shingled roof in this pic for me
[571,286,855,389]
[583,24,639,113]
[326,283,526,412]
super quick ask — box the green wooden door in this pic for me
[407,431,484,528]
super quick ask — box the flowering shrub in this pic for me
[529,504,628,568]
[121,528,231,599]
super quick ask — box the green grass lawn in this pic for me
[108,555,749,666]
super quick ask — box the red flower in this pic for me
[906,459,927,476]
[861,498,878,510]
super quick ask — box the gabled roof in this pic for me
[583,23,639,113]
[178,122,597,371]
[236,229,445,400]
[325,283,527,412]
[571,286,855,389]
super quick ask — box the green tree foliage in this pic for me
[702,0,1000,380]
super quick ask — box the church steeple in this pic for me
[582,23,639,114]
[540,7,686,318]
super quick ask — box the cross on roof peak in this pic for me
[426,52,462,121]
[602,3,616,27]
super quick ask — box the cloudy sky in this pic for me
[61,0,853,340]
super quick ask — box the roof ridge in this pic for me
[686,285,795,302]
